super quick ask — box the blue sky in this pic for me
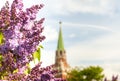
[40,0,120,79]
[1,0,120,79]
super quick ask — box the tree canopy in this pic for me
[67,66,104,81]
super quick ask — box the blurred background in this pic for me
[1,0,120,80]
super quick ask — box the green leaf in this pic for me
[0,32,3,44]
[24,67,30,75]
[13,69,18,73]
[40,45,43,49]
[24,64,31,75]
[28,45,43,68]
[33,47,41,63]
[0,55,2,61]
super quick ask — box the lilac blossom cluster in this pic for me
[7,63,64,81]
[0,0,64,81]
[0,0,45,68]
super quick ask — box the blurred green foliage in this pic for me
[67,66,104,81]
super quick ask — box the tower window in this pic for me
[60,50,62,56]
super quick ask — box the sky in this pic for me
[1,0,120,79]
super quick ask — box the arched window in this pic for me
[60,50,62,56]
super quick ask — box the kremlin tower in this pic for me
[54,22,70,79]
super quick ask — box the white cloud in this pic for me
[67,33,120,62]
[69,34,76,38]
[0,1,9,8]
[42,0,117,16]
[64,22,115,32]
[69,0,116,15]
[43,26,58,42]
[41,49,55,67]
[23,0,43,8]
[102,63,120,78]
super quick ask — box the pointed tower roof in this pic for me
[57,21,64,51]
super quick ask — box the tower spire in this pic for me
[54,21,70,79]
[57,21,64,51]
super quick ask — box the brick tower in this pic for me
[54,22,70,79]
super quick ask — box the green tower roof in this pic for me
[57,22,65,51]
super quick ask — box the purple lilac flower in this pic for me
[0,0,44,75]
[0,0,64,81]
[0,0,45,68]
